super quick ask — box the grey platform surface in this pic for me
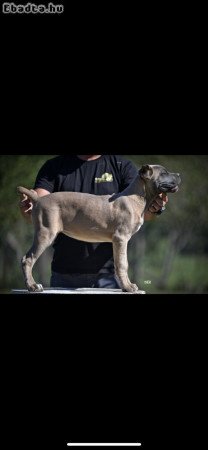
[12,288,146,295]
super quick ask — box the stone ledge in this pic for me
[11,288,146,295]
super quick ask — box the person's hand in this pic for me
[144,193,168,221]
[148,193,168,214]
[19,192,34,222]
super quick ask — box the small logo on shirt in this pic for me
[95,173,114,183]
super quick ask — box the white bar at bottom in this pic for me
[67,444,142,447]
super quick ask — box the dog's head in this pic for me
[139,164,181,194]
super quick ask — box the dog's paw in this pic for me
[27,283,44,292]
[123,284,146,294]
[130,283,139,292]
[35,284,44,292]
[123,283,139,293]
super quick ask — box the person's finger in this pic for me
[20,193,28,202]
[20,200,29,208]
[19,199,32,210]
[154,198,164,208]
[162,193,168,203]
[159,193,168,203]
[25,202,33,211]
[149,199,165,212]
[148,205,158,213]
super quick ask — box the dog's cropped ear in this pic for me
[139,165,153,180]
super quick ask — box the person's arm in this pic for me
[19,188,50,223]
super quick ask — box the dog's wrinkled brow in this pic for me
[152,165,166,171]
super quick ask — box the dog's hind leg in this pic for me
[22,228,58,292]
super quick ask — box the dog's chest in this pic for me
[131,214,144,236]
[132,221,143,235]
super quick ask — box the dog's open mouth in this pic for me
[170,186,179,193]
[159,184,180,193]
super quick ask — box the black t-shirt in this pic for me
[34,154,138,274]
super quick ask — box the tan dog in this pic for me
[17,164,181,293]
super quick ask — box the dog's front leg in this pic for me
[112,234,140,293]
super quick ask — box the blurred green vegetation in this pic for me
[0,155,55,292]
[127,154,208,293]
[0,154,208,293]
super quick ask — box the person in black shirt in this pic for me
[19,155,168,289]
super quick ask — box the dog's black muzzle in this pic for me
[157,173,181,194]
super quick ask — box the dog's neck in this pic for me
[111,174,158,213]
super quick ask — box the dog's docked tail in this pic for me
[17,186,39,203]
